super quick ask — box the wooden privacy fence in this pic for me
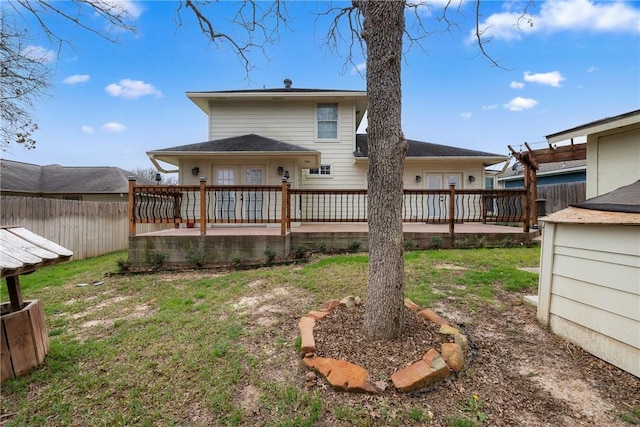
[536,182,586,215]
[1,196,171,260]
[129,178,530,237]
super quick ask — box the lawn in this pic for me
[1,247,638,426]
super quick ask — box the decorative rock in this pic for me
[298,316,316,356]
[303,357,381,394]
[418,308,451,326]
[340,296,358,308]
[307,310,330,320]
[354,296,362,305]
[391,349,450,393]
[441,343,465,373]
[322,299,341,311]
[438,324,461,335]
[404,298,421,311]
[454,333,470,353]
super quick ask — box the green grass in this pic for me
[0,247,541,426]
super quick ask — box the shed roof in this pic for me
[573,180,640,214]
[0,160,155,194]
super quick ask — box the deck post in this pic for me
[530,166,538,228]
[281,178,288,236]
[199,178,207,236]
[128,177,136,236]
[448,184,456,239]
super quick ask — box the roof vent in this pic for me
[283,78,292,89]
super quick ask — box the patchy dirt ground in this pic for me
[234,283,639,426]
[35,273,640,426]
[306,291,640,426]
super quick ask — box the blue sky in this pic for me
[2,0,639,172]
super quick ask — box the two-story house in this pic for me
[146,80,508,192]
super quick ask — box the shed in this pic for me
[1,226,73,382]
[536,181,640,377]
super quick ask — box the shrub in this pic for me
[264,246,277,264]
[404,239,418,251]
[429,236,444,249]
[230,253,245,268]
[316,241,327,253]
[347,240,362,253]
[116,258,130,273]
[291,245,309,260]
[145,250,167,270]
[185,246,207,269]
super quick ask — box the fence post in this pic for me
[128,177,136,237]
[281,178,288,236]
[199,178,207,236]
[523,167,531,232]
[448,184,456,239]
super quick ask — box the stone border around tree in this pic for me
[299,297,470,394]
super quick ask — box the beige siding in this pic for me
[537,222,640,377]
[586,126,640,198]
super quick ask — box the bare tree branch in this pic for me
[177,0,290,77]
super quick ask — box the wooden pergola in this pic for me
[508,140,587,226]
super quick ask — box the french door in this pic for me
[425,173,462,219]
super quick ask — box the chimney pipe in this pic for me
[283,78,292,89]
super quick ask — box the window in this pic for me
[316,103,338,139]
[308,165,332,177]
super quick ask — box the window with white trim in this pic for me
[308,164,332,177]
[316,103,338,139]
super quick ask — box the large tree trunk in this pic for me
[358,0,407,341]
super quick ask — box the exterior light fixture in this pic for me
[155,173,162,185]
[468,175,476,183]
[416,175,422,183]
[191,167,200,176]
[277,166,284,176]
[283,170,290,179]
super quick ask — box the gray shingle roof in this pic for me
[153,134,317,153]
[499,159,586,179]
[573,180,640,213]
[0,160,155,194]
[354,134,505,158]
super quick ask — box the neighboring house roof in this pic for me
[498,159,586,182]
[573,180,640,214]
[546,109,640,144]
[354,134,508,165]
[147,134,321,170]
[0,160,154,195]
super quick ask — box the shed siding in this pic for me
[537,222,640,377]
[586,126,640,198]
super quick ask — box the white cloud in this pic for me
[63,74,90,85]
[101,0,144,20]
[105,79,162,99]
[524,71,565,87]
[460,112,473,119]
[80,125,95,134]
[101,122,127,132]
[587,66,598,73]
[482,104,498,110]
[472,0,640,41]
[21,45,55,64]
[351,62,366,74]
[503,97,538,111]
[510,81,525,89]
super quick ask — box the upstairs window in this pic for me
[317,103,338,140]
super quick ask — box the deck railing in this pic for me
[128,178,529,236]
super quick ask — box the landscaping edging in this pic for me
[299,297,470,394]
